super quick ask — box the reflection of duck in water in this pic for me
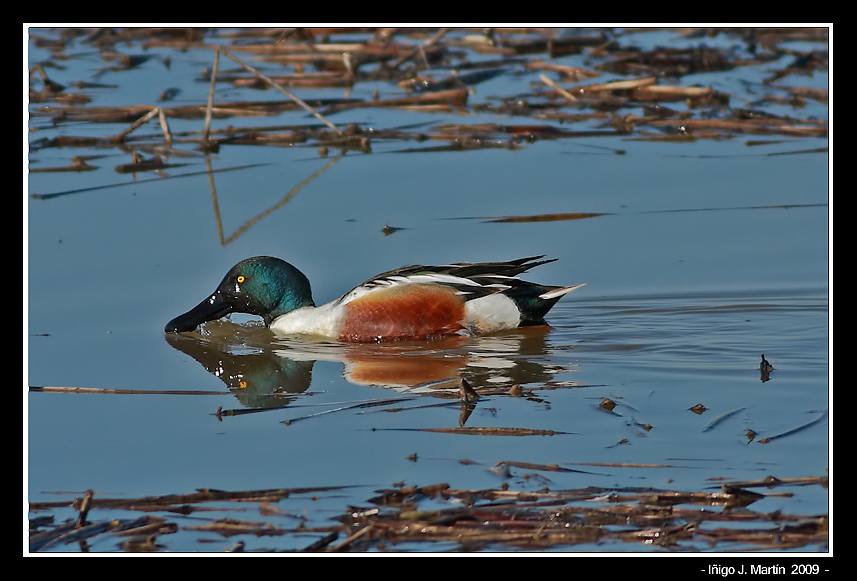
[165,330,313,409]
[165,256,583,343]
[165,322,572,408]
[309,329,567,392]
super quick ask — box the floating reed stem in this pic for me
[218,48,342,135]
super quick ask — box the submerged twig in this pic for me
[282,396,417,425]
[373,427,571,436]
[758,410,828,444]
[703,407,747,432]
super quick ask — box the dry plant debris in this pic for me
[29,475,828,552]
[29,27,828,167]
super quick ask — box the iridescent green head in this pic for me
[165,256,314,333]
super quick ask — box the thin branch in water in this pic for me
[157,107,173,146]
[31,162,267,200]
[30,385,229,396]
[758,410,828,444]
[218,154,342,245]
[282,396,418,425]
[218,48,342,135]
[390,28,448,69]
[203,49,219,148]
[371,426,572,436]
[111,107,160,142]
[539,73,578,103]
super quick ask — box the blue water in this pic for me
[26,27,829,553]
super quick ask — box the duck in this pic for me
[164,255,584,343]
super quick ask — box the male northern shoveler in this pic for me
[164,256,584,342]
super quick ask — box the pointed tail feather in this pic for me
[539,283,586,300]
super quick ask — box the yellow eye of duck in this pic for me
[237,275,245,283]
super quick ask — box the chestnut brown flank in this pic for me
[341,284,466,341]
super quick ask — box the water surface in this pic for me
[26,27,829,555]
